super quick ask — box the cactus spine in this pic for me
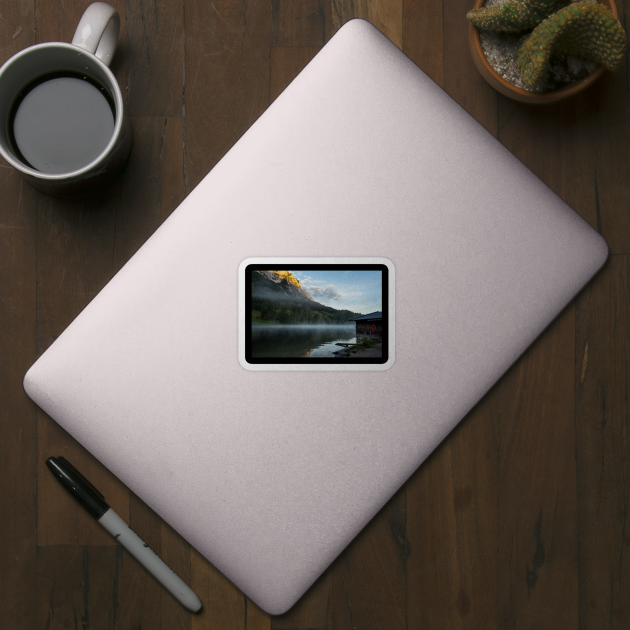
[516,1,627,85]
[467,0,568,33]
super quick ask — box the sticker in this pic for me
[238,258,395,371]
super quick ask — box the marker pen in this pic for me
[46,456,202,613]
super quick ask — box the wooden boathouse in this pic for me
[348,312,382,338]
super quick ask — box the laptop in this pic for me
[23,19,608,614]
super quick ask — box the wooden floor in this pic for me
[1,0,629,628]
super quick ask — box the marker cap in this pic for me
[46,456,110,519]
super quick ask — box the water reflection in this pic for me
[251,325,356,358]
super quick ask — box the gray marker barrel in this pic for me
[98,508,202,612]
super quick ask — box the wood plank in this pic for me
[189,545,270,630]
[496,97,598,223]
[330,485,407,630]
[271,573,332,629]
[112,116,185,270]
[576,256,630,629]
[271,0,332,46]
[184,0,272,192]
[493,57,629,255]
[331,0,403,48]
[108,494,192,629]
[402,0,444,88]
[36,0,123,45]
[37,416,129,546]
[36,545,118,630]
[33,186,121,355]
[407,392,499,629]
[112,536,194,629]
[270,47,321,103]
[443,0,497,131]
[190,549,247,630]
[583,72,630,254]
[36,0,127,94]
[0,4,38,629]
[0,0,36,55]
[159,117,187,220]
[126,0,184,117]
[158,518,196,629]
[0,137,38,630]
[497,305,578,628]
[247,601,271,630]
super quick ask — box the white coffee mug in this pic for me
[0,2,132,197]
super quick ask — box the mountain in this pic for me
[251,270,362,325]
[252,270,314,302]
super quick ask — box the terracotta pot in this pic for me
[468,0,619,103]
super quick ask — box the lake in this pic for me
[251,325,357,358]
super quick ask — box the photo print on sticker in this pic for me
[244,263,389,365]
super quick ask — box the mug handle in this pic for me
[71,2,120,67]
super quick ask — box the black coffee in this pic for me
[10,73,115,174]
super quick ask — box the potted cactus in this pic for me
[467,0,627,103]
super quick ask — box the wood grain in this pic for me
[407,393,499,629]
[271,0,332,46]
[190,549,248,630]
[331,486,408,630]
[332,0,403,48]
[35,0,127,97]
[270,47,322,103]
[403,0,444,87]
[496,97,599,224]
[271,573,332,629]
[0,156,38,630]
[0,4,38,629]
[497,304,579,629]
[493,54,630,258]
[583,72,630,254]
[37,416,129,546]
[36,545,119,630]
[184,0,271,191]
[112,116,185,270]
[0,0,36,55]
[576,256,630,629]
[125,0,184,117]
[114,495,192,629]
[443,0,497,131]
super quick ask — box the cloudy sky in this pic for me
[290,269,382,315]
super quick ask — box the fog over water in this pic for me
[251,324,356,358]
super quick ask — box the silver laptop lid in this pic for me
[24,19,607,614]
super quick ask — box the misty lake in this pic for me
[251,325,356,358]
